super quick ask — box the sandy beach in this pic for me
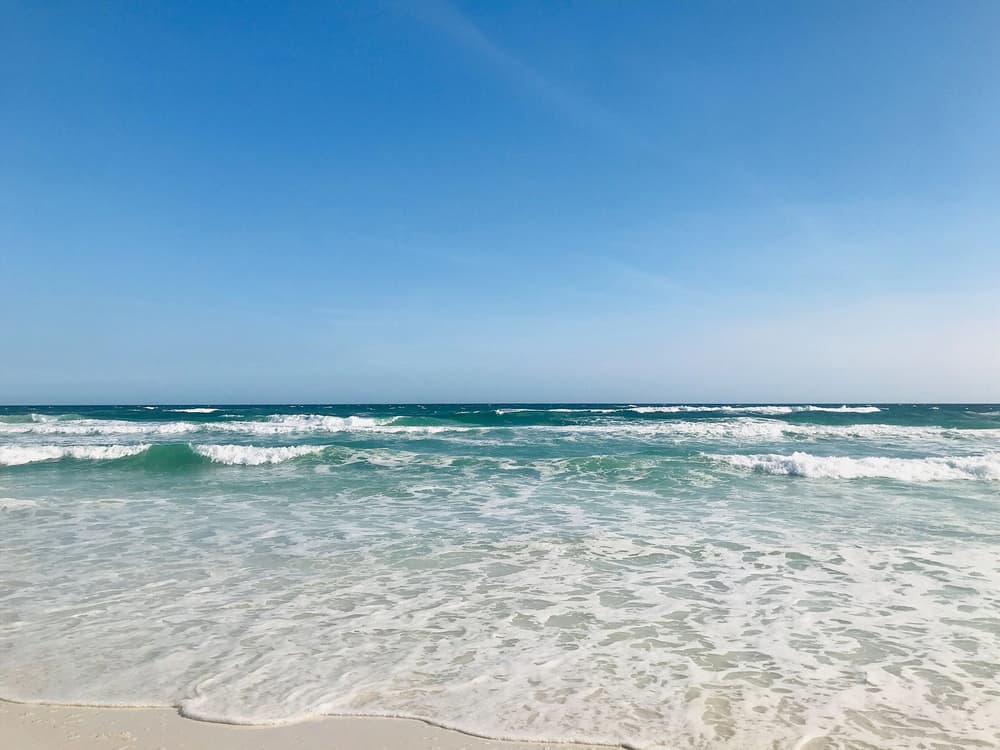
[0,700,614,750]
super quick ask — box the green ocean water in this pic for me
[1,403,999,749]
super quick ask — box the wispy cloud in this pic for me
[402,0,642,147]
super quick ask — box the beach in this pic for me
[6,0,999,745]
[2,404,999,749]
[0,700,611,750]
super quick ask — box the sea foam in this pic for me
[0,444,150,466]
[629,404,881,414]
[712,450,1000,481]
[193,444,326,465]
[3,403,1000,749]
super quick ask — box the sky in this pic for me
[2,1,999,404]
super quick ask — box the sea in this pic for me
[1,403,998,749]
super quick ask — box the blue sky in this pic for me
[2,1,999,403]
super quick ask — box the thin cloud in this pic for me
[402,0,642,147]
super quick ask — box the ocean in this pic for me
[1,403,998,749]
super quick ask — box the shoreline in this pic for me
[0,698,621,750]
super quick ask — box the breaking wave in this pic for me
[0,414,398,436]
[0,444,150,466]
[630,405,881,415]
[711,450,1000,481]
[192,444,326,465]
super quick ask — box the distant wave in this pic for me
[496,405,882,416]
[0,443,336,468]
[494,408,622,415]
[0,443,451,470]
[0,414,402,436]
[710,451,1000,481]
[630,405,881,415]
[543,419,1000,444]
[3,414,999,446]
[169,408,220,414]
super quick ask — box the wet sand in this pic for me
[0,699,617,750]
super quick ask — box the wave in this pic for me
[494,408,621,415]
[169,408,220,414]
[710,451,1000,481]
[0,414,399,437]
[193,444,326,465]
[0,443,338,469]
[630,405,881,415]
[0,445,150,466]
[494,405,883,416]
[0,443,443,470]
[538,419,1000,445]
[0,443,665,474]
[2,414,999,446]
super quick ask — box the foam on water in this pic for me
[712,451,1000,481]
[0,444,150,466]
[193,444,326,465]
[2,404,999,749]
[0,414,394,436]
[4,414,996,453]
[493,405,885,416]
[630,405,882,415]
[495,408,623,414]
[0,497,38,510]
[536,419,1000,449]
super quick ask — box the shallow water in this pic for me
[2,404,999,748]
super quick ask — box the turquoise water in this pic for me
[1,404,999,748]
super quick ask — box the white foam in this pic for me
[532,419,1000,448]
[799,404,882,413]
[711,450,1000,481]
[0,497,38,510]
[0,444,149,466]
[0,419,200,436]
[4,418,1000,750]
[0,414,397,437]
[8,414,991,452]
[494,408,622,415]
[5,522,999,748]
[192,444,326,465]
[169,408,219,414]
[495,405,883,416]
[630,405,881,415]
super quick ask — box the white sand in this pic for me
[0,699,616,750]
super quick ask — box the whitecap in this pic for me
[192,444,326,465]
[710,450,1000,481]
[0,445,149,466]
[629,405,881,415]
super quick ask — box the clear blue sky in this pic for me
[2,1,999,403]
